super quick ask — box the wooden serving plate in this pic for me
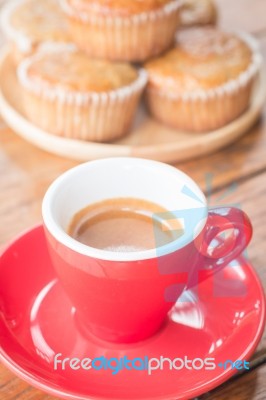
[0,48,265,163]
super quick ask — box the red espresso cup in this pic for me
[42,158,252,343]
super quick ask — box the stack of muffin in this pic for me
[0,0,262,142]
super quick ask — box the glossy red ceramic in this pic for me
[45,206,252,343]
[0,225,265,400]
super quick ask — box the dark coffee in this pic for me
[68,198,183,252]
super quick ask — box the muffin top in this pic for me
[65,0,175,16]
[5,0,70,44]
[22,48,139,92]
[145,28,253,93]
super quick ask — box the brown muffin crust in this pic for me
[66,0,175,16]
[25,49,138,92]
[145,28,253,94]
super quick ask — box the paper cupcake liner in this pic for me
[145,31,263,132]
[17,45,147,142]
[0,0,33,54]
[60,0,183,62]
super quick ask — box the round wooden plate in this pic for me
[0,48,265,163]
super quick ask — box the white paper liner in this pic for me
[60,0,184,24]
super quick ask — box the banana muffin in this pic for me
[145,27,262,132]
[17,45,147,142]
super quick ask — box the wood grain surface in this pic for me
[0,0,266,399]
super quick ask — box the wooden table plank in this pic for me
[0,98,266,246]
[1,133,265,281]
[0,127,77,245]
[201,364,266,400]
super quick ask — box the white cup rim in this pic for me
[42,158,207,262]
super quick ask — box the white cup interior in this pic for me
[42,158,207,261]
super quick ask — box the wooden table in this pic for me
[0,0,266,399]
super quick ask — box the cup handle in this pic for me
[188,207,253,288]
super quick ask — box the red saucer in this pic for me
[0,225,265,400]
